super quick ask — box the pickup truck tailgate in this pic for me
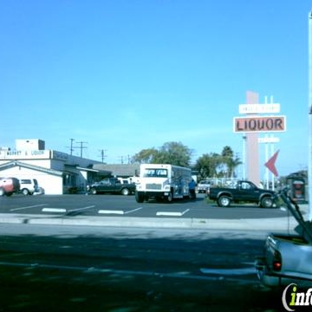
[260,234,312,284]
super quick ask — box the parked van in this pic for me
[19,178,39,195]
[0,177,20,196]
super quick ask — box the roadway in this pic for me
[0,224,284,311]
[0,193,305,311]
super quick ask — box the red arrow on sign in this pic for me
[265,150,279,177]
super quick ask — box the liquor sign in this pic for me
[233,116,286,133]
[239,103,280,114]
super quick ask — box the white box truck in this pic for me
[135,164,192,203]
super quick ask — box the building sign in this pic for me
[0,150,51,160]
[233,116,286,133]
[239,103,280,114]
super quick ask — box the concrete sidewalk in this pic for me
[0,207,306,231]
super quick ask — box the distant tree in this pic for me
[194,153,223,180]
[153,142,193,167]
[221,146,233,158]
[194,146,241,180]
[133,142,193,167]
[194,154,213,180]
[132,148,158,164]
[220,146,241,177]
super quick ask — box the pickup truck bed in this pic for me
[256,190,312,287]
[256,233,312,287]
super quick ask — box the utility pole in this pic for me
[70,138,74,155]
[308,11,312,220]
[99,149,107,163]
[76,141,88,158]
[66,138,75,155]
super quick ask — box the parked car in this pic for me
[86,177,136,195]
[0,177,20,196]
[19,178,40,195]
[197,180,211,193]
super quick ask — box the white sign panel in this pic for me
[239,103,280,114]
[258,137,280,143]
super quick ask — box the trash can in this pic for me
[286,176,305,203]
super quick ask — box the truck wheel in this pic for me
[22,188,29,196]
[165,191,173,203]
[260,196,273,208]
[217,195,231,207]
[0,188,4,196]
[135,192,144,203]
[121,188,130,196]
[90,188,97,195]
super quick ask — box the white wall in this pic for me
[0,166,63,195]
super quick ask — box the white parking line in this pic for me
[98,207,143,215]
[124,207,143,214]
[41,205,96,214]
[156,209,190,217]
[42,208,67,213]
[98,210,124,215]
[68,205,95,213]
[11,204,47,212]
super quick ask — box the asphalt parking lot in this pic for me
[0,192,292,219]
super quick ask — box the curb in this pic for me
[0,213,300,231]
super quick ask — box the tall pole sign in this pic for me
[234,93,285,187]
[241,91,260,186]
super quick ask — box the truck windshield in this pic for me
[142,169,168,178]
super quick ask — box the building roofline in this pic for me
[0,161,63,176]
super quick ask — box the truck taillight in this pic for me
[273,250,282,271]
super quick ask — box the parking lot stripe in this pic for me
[124,207,143,214]
[68,205,95,213]
[98,207,143,215]
[156,209,190,217]
[98,210,124,215]
[42,208,67,213]
[10,204,47,212]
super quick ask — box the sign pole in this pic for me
[270,135,275,191]
[308,11,312,220]
[265,135,269,189]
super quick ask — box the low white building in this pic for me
[0,139,111,195]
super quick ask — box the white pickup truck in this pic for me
[256,188,312,288]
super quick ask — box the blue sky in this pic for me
[0,0,311,177]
